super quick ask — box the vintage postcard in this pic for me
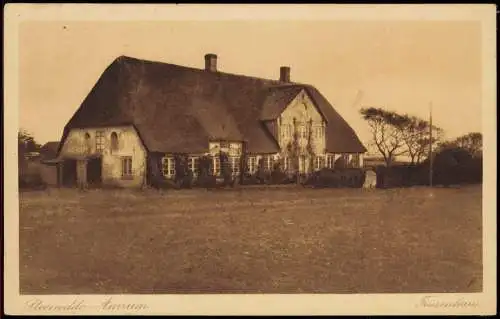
[4,3,497,315]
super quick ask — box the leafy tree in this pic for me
[18,129,41,153]
[439,132,482,158]
[360,107,408,167]
[18,129,41,169]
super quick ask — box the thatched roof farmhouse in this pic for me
[54,54,366,187]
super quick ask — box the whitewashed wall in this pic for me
[59,125,147,187]
[278,89,326,156]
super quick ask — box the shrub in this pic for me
[254,158,268,184]
[19,172,48,190]
[219,152,234,187]
[150,176,180,190]
[180,170,194,189]
[429,147,482,186]
[304,168,366,188]
[195,175,217,188]
[195,155,216,188]
[270,167,289,185]
[173,153,191,188]
[241,173,262,186]
[375,165,426,188]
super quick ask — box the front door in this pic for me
[87,157,102,187]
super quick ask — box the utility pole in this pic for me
[429,102,433,187]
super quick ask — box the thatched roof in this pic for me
[60,55,366,154]
[40,141,60,160]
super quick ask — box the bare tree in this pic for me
[453,132,482,158]
[360,107,407,167]
[399,115,444,165]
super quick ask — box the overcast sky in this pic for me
[19,20,482,149]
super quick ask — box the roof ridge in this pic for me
[61,54,367,155]
[113,55,306,87]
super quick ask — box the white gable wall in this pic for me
[58,125,147,187]
[278,89,326,156]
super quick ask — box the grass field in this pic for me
[19,185,482,294]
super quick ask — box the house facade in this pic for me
[53,54,366,188]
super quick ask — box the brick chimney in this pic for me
[280,66,291,82]
[204,53,218,72]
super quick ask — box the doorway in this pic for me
[87,157,102,187]
[62,159,77,187]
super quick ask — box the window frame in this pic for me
[299,125,307,139]
[326,154,335,169]
[351,153,360,168]
[121,156,133,179]
[283,156,292,172]
[189,156,200,176]
[247,156,257,174]
[230,156,240,176]
[315,156,323,171]
[281,124,291,139]
[110,132,119,153]
[84,132,92,153]
[265,156,273,171]
[210,156,221,176]
[162,157,176,178]
[95,130,105,152]
[315,125,325,139]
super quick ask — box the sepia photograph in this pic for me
[4,4,496,315]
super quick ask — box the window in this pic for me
[84,133,91,153]
[263,156,272,171]
[230,157,240,176]
[315,126,325,139]
[351,154,360,168]
[121,156,132,178]
[315,156,325,170]
[281,124,291,139]
[229,143,241,156]
[110,132,119,152]
[326,154,335,168]
[247,156,257,174]
[299,156,306,173]
[189,157,199,175]
[283,156,292,172]
[220,141,229,149]
[162,157,175,178]
[96,131,105,152]
[210,156,221,176]
[298,124,309,138]
[342,154,350,163]
[298,126,304,138]
[334,154,350,169]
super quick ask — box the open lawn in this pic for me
[19,185,482,294]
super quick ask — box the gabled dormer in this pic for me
[260,82,327,155]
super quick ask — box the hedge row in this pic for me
[304,168,366,188]
[19,173,48,190]
[375,148,482,188]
